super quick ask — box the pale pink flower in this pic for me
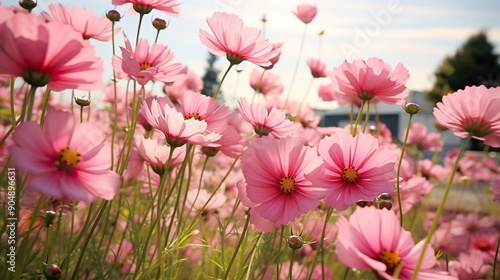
[335,207,455,279]
[201,124,244,158]
[163,68,203,101]
[449,251,492,280]
[265,42,284,69]
[44,3,120,41]
[238,98,301,138]
[307,131,397,211]
[199,12,276,67]
[330,57,410,104]
[118,34,187,85]
[138,95,175,131]
[434,86,500,147]
[292,3,317,24]
[134,134,185,175]
[318,83,336,102]
[390,176,433,214]
[111,0,180,16]
[264,95,321,128]
[249,68,284,96]
[176,91,231,133]
[140,98,220,147]
[449,212,496,238]
[406,122,443,152]
[0,13,104,91]
[307,58,328,78]
[417,159,448,182]
[238,136,329,228]
[9,110,120,203]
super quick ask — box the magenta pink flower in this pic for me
[292,3,317,24]
[199,12,276,67]
[9,110,120,203]
[238,98,301,138]
[249,68,284,96]
[238,136,329,228]
[118,35,187,86]
[112,0,180,16]
[433,85,500,147]
[44,3,120,41]
[335,207,454,279]
[307,58,328,78]
[140,98,220,147]
[0,13,104,91]
[469,233,499,263]
[175,91,231,133]
[306,131,397,211]
[330,57,410,104]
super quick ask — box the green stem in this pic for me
[362,100,371,133]
[396,113,414,226]
[321,207,333,280]
[352,100,366,136]
[25,85,38,122]
[213,63,234,100]
[412,135,472,279]
[223,210,251,280]
[284,24,308,105]
[39,88,51,127]
[135,13,145,46]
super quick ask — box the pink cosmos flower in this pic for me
[406,122,443,152]
[265,42,284,69]
[318,83,336,102]
[111,0,180,16]
[390,176,433,214]
[0,13,104,91]
[330,57,410,104]
[292,4,317,24]
[433,86,500,147]
[306,131,397,211]
[238,98,301,138]
[201,124,244,158]
[335,207,455,279]
[134,134,185,175]
[307,58,328,78]
[44,3,120,41]
[9,110,120,203]
[140,98,220,147]
[448,251,492,280]
[118,34,187,86]
[199,12,276,67]
[469,233,499,263]
[264,96,321,128]
[138,95,175,131]
[249,68,284,96]
[238,136,329,228]
[175,91,231,133]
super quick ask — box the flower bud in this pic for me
[403,102,421,115]
[288,235,304,249]
[152,17,168,31]
[19,0,37,11]
[374,193,393,210]
[75,96,91,107]
[236,66,243,73]
[106,10,121,22]
[44,264,62,280]
[44,210,57,227]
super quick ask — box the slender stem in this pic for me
[289,249,296,280]
[222,211,251,280]
[412,135,472,279]
[110,21,118,169]
[155,30,160,43]
[351,100,366,136]
[396,113,414,226]
[361,100,371,133]
[79,106,84,123]
[298,77,315,113]
[493,234,500,280]
[25,85,38,122]
[213,63,234,100]
[39,88,51,127]
[135,13,145,46]
[320,207,333,280]
[285,24,308,105]
[9,78,17,129]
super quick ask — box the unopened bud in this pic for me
[44,264,62,280]
[75,96,91,107]
[152,17,168,30]
[19,0,37,11]
[374,193,393,210]
[288,235,304,249]
[44,210,57,227]
[403,102,421,115]
[106,10,121,22]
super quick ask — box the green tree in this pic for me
[201,52,222,100]
[425,30,500,105]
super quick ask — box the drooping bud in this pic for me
[19,0,37,12]
[402,101,421,115]
[44,264,62,280]
[106,9,121,22]
[152,17,168,31]
[75,96,91,107]
[287,235,304,249]
[374,193,393,210]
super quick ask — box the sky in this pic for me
[3,0,500,109]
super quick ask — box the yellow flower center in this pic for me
[280,176,296,194]
[342,167,359,183]
[54,147,81,172]
[378,249,402,273]
[140,62,152,70]
[185,112,202,120]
